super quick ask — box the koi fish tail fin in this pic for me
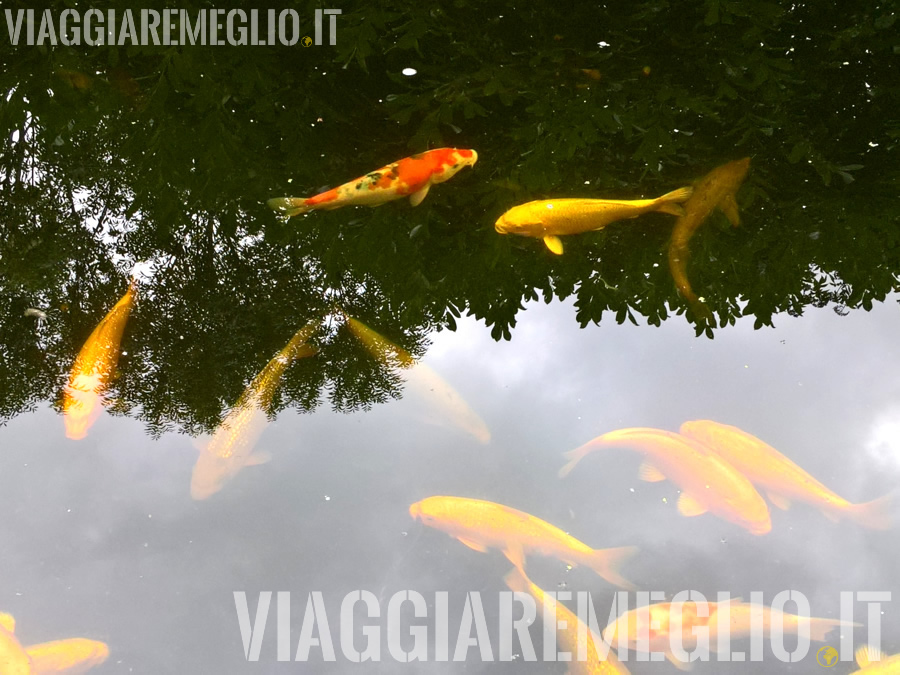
[267,197,312,218]
[844,492,896,530]
[583,545,639,590]
[808,618,859,642]
[558,446,589,478]
[654,186,694,217]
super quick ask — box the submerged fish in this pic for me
[0,613,109,675]
[680,419,894,530]
[62,280,137,440]
[0,613,31,675]
[268,148,478,217]
[190,320,319,500]
[494,187,693,254]
[603,599,855,671]
[504,567,630,674]
[26,638,109,674]
[345,316,491,444]
[852,645,900,673]
[560,427,771,535]
[409,496,637,589]
[667,158,751,319]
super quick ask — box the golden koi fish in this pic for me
[680,419,894,530]
[62,279,137,440]
[852,645,900,673]
[0,613,31,675]
[504,567,630,675]
[560,427,771,535]
[409,496,637,589]
[190,320,319,500]
[0,613,109,675]
[26,638,109,674]
[268,148,478,217]
[603,599,856,671]
[345,316,490,444]
[494,187,693,254]
[667,158,750,320]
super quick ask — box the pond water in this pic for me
[1,2,899,674]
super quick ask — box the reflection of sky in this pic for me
[1,297,899,673]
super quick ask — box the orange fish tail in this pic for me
[558,444,593,478]
[844,492,896,530]
[808,618,853,642]
[654,186,694,217]
[581,545,639,590]
[267,197,312,218]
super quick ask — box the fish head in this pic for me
[190,452,233,500]
[430,148,478,184]
[494,202,545,236]
[408,496,453,528]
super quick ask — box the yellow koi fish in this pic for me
[268,148,477,217]
[680,419,894,530]
[504,567,630,674]
[409,496,637,589]
[26,638,109,674]
[345,316,490,444]
[603,599,855,671]
[63,279,137,440]
[0,613,32,675]
[852,645,900,673]
[190,320,319,500]
[560,427,771,535]
[494,187,693,255]
[667,158,750,319]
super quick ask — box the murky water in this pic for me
[2,2,899,673]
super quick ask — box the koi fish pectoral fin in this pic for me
[543,235,564,255]
[638,461,667,482]
[665,649,695,671]
[766,492,792,511]
[245,451,273,467]
[502,543,527,576]
[408,183,431,207]
[719,194,741,226]
[677,493,708,517]
[456,537,489,553]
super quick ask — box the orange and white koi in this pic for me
[494,187,693,255]
[504,567,630,674]
[409,496,637,589]
[190,320,319,500]
[560,427,772,535]
[667,158,750,319]
[268,148,478,217]
[345,316,490,444]
[62,279,137,440]
[680,419,894,530]
[852,645,900,673]
[603,599,855,671]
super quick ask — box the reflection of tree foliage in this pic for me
[0,0,898,429]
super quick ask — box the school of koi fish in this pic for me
[8,152,896,673]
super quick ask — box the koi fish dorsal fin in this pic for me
[0,612,15,633]
[678,493,708,517]
[855,645,882,668]
[543,235,564,255]
[408,183,431,207]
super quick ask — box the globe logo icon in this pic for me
[301,36,313,47]
[817,646,840,667]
